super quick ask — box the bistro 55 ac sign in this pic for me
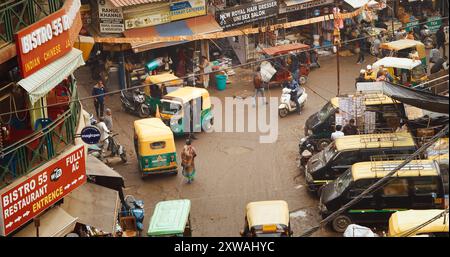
[216,0,278,29]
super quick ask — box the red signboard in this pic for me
[14,9,72,78]
[0,145,86,236]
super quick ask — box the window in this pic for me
[150,141,166,149]
[413,177,438,195]
[348,179,374,198]
[334,151,360,166]
[382,178,409,196]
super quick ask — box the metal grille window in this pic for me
[150,141,166,149]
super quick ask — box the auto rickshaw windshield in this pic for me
[334,169,353,194]
[161,101,182,114]
[411,65,426,80]
[323,143,337,162]
[318,102,336,122]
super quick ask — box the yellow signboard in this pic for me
[170,0,206,21]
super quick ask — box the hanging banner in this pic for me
[0,145,87,236]
[216,0,278,30]
[426,16,442,33]
[170,0,206,21]
[98,0,124,33]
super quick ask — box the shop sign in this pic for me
[14,9,73,78]
[80,126,101,144]
[170,0,206,21]
[125,9,171,29]
[405,20,419,32]
[63,0,83,43]
[0,145,87,236]
[98,0,124,33]
[216,0,278,29]
[426,16,442,33]
[279,0,334,14]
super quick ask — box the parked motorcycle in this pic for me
[88,133,127,163]
[120,195,145,236]
[120,89,150,118]
[278,86,307,118]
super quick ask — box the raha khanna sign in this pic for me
[0,145,87,236]
[14,0,81,78]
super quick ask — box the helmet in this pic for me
[366,65,372,70]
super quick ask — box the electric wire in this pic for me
[400,209,448,237]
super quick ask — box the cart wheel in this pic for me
[139,105,150,118]
[332,215,352,233]
[299,76,307,85]
[202,118,214,133]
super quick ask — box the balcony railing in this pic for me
[0,0,62,48]
[0,82,80,189]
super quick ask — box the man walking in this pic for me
[92,80,106,118]
[104,108,113,131]
[331,125,345,140]
[342,119,359,135]
[181,139,197,184]
[253,67,267,107]
[436,25,446,58]
[356,35,366,64]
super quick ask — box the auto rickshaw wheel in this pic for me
[279,108,289,118]
[332,215,352,233]
[139,104,150,118]
[299,76,307,85]
[202,118,214,132]
[317,139,331,151]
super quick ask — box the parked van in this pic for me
[305,132,417,192]
[319,159,448,232]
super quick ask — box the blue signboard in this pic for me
[80,126,101,145]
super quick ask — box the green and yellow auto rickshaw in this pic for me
[380,39,427,66]
[133,118,178,177]
[144,73,183,116]
[372,57,428,87]
[147,199,192,237]
[158,87,213,135]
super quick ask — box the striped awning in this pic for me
[17,48,85,105]
[124,15,222,53]
[109,0,166,7]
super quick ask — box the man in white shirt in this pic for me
[331,125,345,141]
[96,117,110,157]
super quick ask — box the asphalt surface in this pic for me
[75,51,379,237]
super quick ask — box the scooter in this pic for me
[278,87,307,118]
[120,195,145,236]
[120,89,150,118]
[88,133,127,163]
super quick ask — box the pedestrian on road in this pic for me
[310,48,320,68]
[430,57,449,74]
[288,52,300,83]
[92,80,106,118]
[429,43,442,64]
[181,139,197,184]
[104,108,113,131]
[342,119,359,135]
[436,25,446,58]
[331,125,345,141]
[356,36,366,64]
[96,117,110,158]
[253,67,267,107]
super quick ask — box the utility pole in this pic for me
[336,44,340,96]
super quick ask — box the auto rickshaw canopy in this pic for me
[163,86,211,109]
[373,57,422,71]
[330,93,396,108]
[388,209,449,237]
[147,199,191,236]
[246,200,289,228]
[144,73,183,96]
[334,132,416,152]
[134,118,175,155]
[380,39,425,52]
[351,159,439,181]
[261,43,310,56]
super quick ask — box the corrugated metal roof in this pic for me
[109,0,167,8]
[17,48,85,105]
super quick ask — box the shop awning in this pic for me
[14,206,78,237]
[61,182,120,235]
[124,15,222,53]
[344,0,369,9]
[17,48,85,105]
[109,0,164,7]
[86,155,125,201]
[284,0,314,7]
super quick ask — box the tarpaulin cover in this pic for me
[381,81,449,114]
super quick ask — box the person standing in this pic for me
[342,119,359,135]
[436,25,446,59]
[429,43,442,64]
[405,30,415,40]
[104,108,113,131]
[181,139,197,184]
[92,80,106,118]
[356,35,366,64]
[199,56,211,88]
[331,125,345,140]
[96,117,110,158]
[253,67,267,107]
[372,35,381,58]
[288,53,300,83]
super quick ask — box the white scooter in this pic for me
[278,87,307,118]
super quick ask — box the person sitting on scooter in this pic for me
[96,117,110,157]
[287,74,301,115]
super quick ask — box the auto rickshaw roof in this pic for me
[334,132,416,152]
[380,39,424,51]
[261,43,310,56]
[246,201,289,228]
[373,57,422,70]
[351,159,439,181]
[163,86,209,104]
[388,209,449,237]
[134,118,173,141]
[331,93,396,107]
[145,73,183,86]
[148,199,191,236]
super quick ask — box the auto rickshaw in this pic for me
[147,199,192,237]
[388,209,449,237]
[260,43,311,86]
[372,57,428,87]
[380,39,427,66]
[133,118,178,177]
[158,87,213,135]
[144,73,184,116]
[240,200,293,237]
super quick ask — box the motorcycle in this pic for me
[120,89,150,118]
[278,86,307,118]
[120,195,145,236]
[88,133,127,163]
[420,25,434,49]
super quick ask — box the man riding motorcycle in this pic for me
[284,74,301,114]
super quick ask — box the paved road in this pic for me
[75,51,377,237]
